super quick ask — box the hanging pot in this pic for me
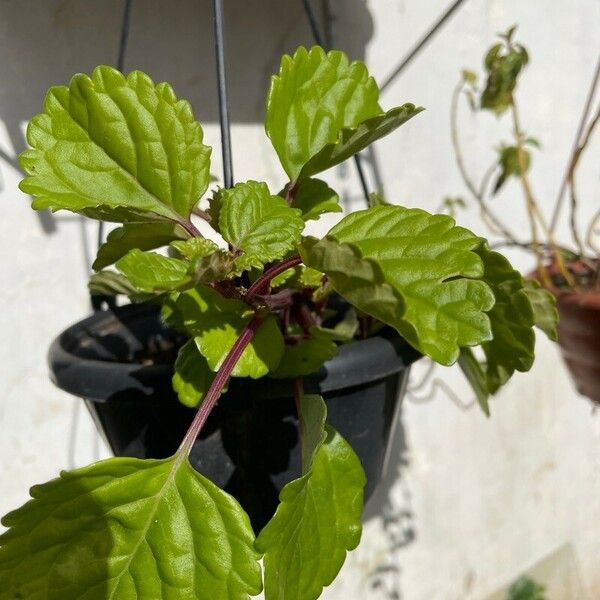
[48,303,421,530]
[553,289,600,405]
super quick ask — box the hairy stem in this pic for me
[246,255,303,300]
[450,81,520,242]
[178,316,263,455]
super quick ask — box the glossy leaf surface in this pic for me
[116,249,192,293]
[291,178,341,221]
[170,286,284,378]
[266,47,382,180]
[271,338,338,378]
[172,339,216,408]
[306,206,496,365]
[20,66,211,223]
[0,456,261,600]
[93,222,188,270]
[219,181,304,267]
[256,395,365,600]
[523,279,558,341]
[299,103,423,179]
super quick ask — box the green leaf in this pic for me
[172,339,217,407]
[266,46,382,181]
[93,222,189,270]
[20,66,211,223]
[368,191,391,207]
[170,286,284,378]
[271,264,324,289]
[493,145,530,194]
[523,279,558,341]
[458,348,491,416]
[271,338,338,378]
[463,245,536,396]
[219,181,304,267]
[0,455,262,599]
[291,178,341,221]
[88,269,140,297]
[299,237,406,339]
[299,104,423,179]
[116,249,192,293]
[312,308,359,342]
[305,206,496,365]
[170,237,219,261]
[481,41,528,115]
[256,395,365,600]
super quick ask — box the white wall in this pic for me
[0,1,599,598]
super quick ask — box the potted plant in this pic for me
[449,27,600,405]
[0,46,554,599]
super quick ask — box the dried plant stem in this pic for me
[510,100,575,288]
[450,83,521,242]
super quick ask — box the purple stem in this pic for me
[246,255,303,301]
[178,316,263,455]
[178,218,203,238]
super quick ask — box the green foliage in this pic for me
[88,269,142,298]
[523,279,559,341]
[20,66,211,225]
[480,28,529,114]
[266,46,382,180]
[94,222,188,270]
[266,46,422,181]
[172,339,217,407]
[219,181,304,268]
[116,249,193,293]
[493,144,531,194]
[256,395,366,600]
[299,104,423,179]
[291,178,342,221]
[506,576,546,600]
[0,456,262,600]
[167,286,284,378]
[458,245,537,407]
[170,237,219,261]
[271,338,338,378]
[306,206,496,365]
[312,308,359,342]
[9,45,543,597]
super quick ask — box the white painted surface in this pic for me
[0,1,599,598]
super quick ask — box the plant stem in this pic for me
[550,54,600,233]
[450,82,520,243]
[510,100,575,287]
[178,316,263,455]
[246,255,303,300]
[178,219,203,238]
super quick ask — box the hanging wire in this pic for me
[97,0,133,251]
[213,0,234,189]
[300,0,371,204]
[379,0,468,93]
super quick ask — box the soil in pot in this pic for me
[48,303,421,531]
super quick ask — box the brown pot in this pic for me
[554,290,600,405]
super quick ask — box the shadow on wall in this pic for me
[363,409,416,599]
[0,0,373,227]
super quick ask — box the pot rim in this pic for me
[48,302,422,402]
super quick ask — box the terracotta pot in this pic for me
[554,289,600,404]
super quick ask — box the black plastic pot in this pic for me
[48,303,420,530]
